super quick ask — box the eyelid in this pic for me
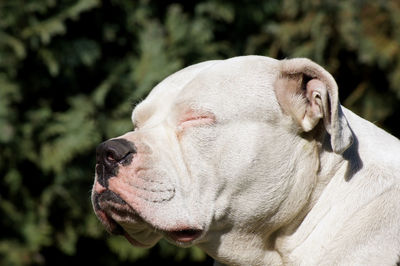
[178,110,216,129]
[179,115,215,125]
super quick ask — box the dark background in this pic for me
[1,0,400,265]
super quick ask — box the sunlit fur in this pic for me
[94,56,400,265]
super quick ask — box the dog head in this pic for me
[91,56,353,260]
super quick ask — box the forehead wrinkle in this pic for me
[132,101,174,129]
[132,102,154,126]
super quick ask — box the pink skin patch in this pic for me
[108,152,175,204]
[176,109,215,139]
[105,144,177,231]
[178,109,215,129]
[108,174,174,218]
[94,181,106,194]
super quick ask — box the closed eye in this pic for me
[180,115,215,126]
[178,110,216,130]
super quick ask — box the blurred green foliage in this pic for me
[0,0,399,265]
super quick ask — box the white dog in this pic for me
[92,56,400,265]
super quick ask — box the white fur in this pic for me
[96,56,400,265]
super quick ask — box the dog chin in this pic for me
[121,227,162,248]
[119,215,205,247]
[98,200,205,248]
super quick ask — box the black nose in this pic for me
[96,139,136,167]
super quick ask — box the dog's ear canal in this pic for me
[274,58,353,154]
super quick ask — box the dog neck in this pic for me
[199,227,284,265]
[274,133,352,263]
[199,129,352,265]
[199,133,346,265]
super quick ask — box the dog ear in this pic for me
[274,58,353,154]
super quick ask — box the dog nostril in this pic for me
[105,150,118,164]
[96,139,136,166]
[106,152,116,163]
